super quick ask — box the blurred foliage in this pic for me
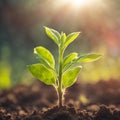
[0,46,11,89]
[0,0,120,89]
[0,61,11,89]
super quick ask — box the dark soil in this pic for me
[0,79,120,120]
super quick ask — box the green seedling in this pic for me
[28,27,101,108]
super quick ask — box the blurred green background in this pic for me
[0,0,120,89]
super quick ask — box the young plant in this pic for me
[28,27,101,108]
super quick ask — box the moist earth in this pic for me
[0,79,120,120]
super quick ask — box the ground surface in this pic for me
[0,79,120,120]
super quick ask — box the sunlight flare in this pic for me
[65,0,104,9]
[70,0,90,7]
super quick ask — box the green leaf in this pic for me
[34,46,55,68]
[77,53,102,63]
[63,52,78,68]
[63,32,80,50]
[28,64,56,85]
[61,32,66,46]
[62,66,82,88]
[63,53,101,72]
[44,27,61,45]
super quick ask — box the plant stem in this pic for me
[57,48,63,107]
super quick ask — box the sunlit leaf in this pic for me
[28,64,56,85]
[63,52,78,68]
[34,46,55,68]
[61,32,66,45]
[62,66,82,88]
[51,28,61,40]
[63,32,80,50]
[45,27,60,45]
[77,53,102,63]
